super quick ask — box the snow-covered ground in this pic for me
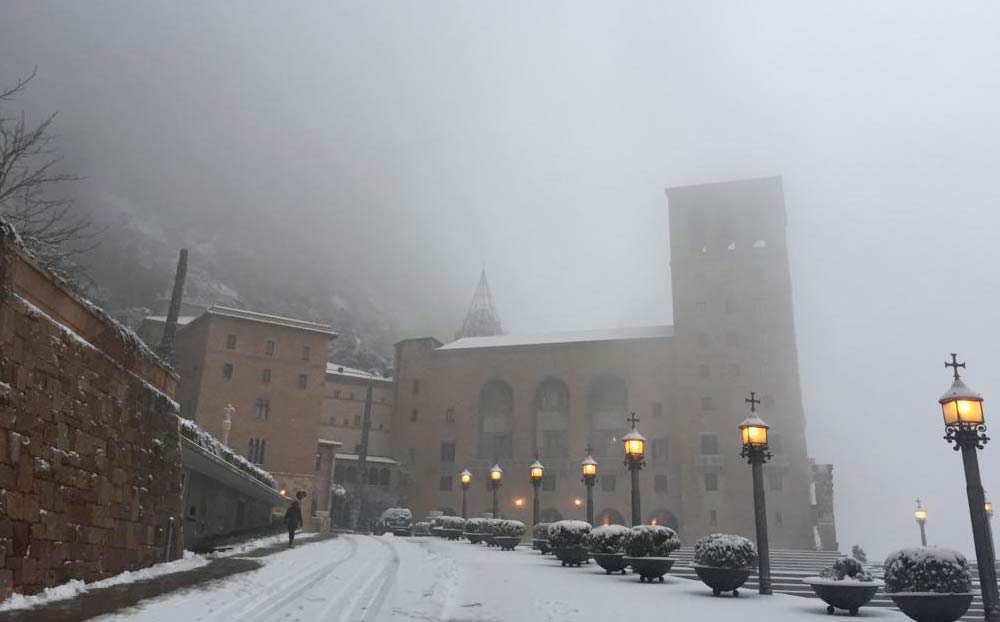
[88,535,913,622]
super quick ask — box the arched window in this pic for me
[647,509,680,532]
[534,377,570,458]
[478,380,514,459]
[540,508,563,523]
[598,508,626,527]
[588,376,627,458]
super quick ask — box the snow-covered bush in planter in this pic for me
[495,520,526,538]
[436,516,466,539]
[883,547,973,622]
[852,545,868,563]
[532,522,551,539]
[883,547,971,594]
[413,522,431,536]
[693,534,758,569]
[623,525,680,558]
[583,525,629,554]
[464,518,489,533]
[819,557,874,582]
[546,520,592,548]
[481,518,502,546]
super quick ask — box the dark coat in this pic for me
[285,501,302,528]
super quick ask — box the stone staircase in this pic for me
[669,547,996,621]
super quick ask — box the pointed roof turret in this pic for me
[456,268,504,339]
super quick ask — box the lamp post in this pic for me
[739,391,773,596]
[914,499,928,546]
[489,464,503,518]
[459,469,472,519]
[529,455,545,527]
[581,449,598,526]
[623,413,646,527]
[939,354,1000,621]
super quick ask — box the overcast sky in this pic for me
[4,1,1000,557]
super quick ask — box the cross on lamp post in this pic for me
[938,354,1000,621]
[739,391,773,596]
[581,445,598,526]
[914,499,928,546]
[623,413,646,527]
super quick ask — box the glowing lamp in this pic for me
[914,506,928,523]
[459,469,472,487]
[623,429,646,460]
[279,489,287,496]
[581,455,598,479]
[489,464,503,483]
[739,414,770,449]
[986,500,994,519]
[940,375,985,427]
[529,459,545,482]
[573,498,583,507]
[514,498,525,508]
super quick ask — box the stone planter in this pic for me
[889,593,974,622]
[592,552,629,575]
[440,528,463,540]
[483,534,498,547]
[693,564,753,596]
[552,546,591,567]
[624,557,675,583]
[532,538,551,554]
[803,578,883,615]
[464,533,485,544]
[493,536,521,551]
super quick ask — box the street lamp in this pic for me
[529,455,545,527]
[581,449,598,526]
[489,464,503,518]
[939,354,1000,622]
[914,499,928,546]
[739,391,773,596]
[459,469,472,519]
[623,413,646,527]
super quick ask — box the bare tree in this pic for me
[0,68,97,274]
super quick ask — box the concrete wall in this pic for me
[0,222,184,599]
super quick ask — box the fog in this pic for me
[3,1,1000,558]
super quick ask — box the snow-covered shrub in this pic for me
[883,547,972,593]
[693,534,757,568]
[851,545,868,563]
[480,518,502,535]
[818,557,874,582]
[464,518,490,534]
[532,522,551,539]
[496,520,526,537]
[623,525,681,558]
[413,522,431,536]
[547,520,592,548]
[438,516,466,531]
[583,525,629,554]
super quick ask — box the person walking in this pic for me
[285,492,305,546]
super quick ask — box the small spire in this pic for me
[456,268,504,339]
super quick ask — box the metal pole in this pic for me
[751,456,773,595]
[630,465,641,526]
[918,521,927,546]
[960,442,1000,621]
[532,481,540,527]
[492,484,499,518]
[586,482,594,526]
[461,485,468,519]
[354,375,374,531]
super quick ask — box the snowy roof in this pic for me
[335,453,399,465]
[144,315,196,325]
[205,305,337,336]
[438,325,673,351]
[318,439,343,447]
[326,363,393,383]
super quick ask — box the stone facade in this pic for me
[392,177,827,548]
[173,306,335,520]
[0,223,184,599]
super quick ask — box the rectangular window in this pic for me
[255,399,270,421]
[440,442,456,463]
[701,396,714,411]
[261,368,271,384]
[653,402,663,418]
[301,345,310,360]
[226,334,237,349]
[247,438,266,464]
[696,301,707,312]
[700,434,719,455]
[412,379,420,395]
[654,474,668,493]
[298,374,308,389]
[768,472,783,491]
[542,474,556,492]
[709,509,718,526]
[410,408,418,422]
[353,414,361,426]
[704,473,719,491]
[769,433,782,454]
[265,340,275,356]
[775,511,783,526]
[652,438,668,461]
[542,430,569,458]
[334,390,341,398]
[601,475,616,492]
[445,408,455,423]
[223,363,234,380]
[439,475,453,491]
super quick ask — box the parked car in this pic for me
[377,508,413,536]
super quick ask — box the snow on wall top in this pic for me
[325,363,393,383]
[438,325,674,351]
[334,453,399,465]
[206,305,337,336]
[179,418,277,488]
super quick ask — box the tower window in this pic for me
[223,363,234,379]
[445,408,455,423]
[440,442,456,462]
[698,364,710,379]
[439,476,453,491]
[768,472,783,491]
[298,374,308,389]
[709,509,718,526]
[704,473,719,491]
[261,369,271,384]
[225,334,237,349]
[701,396,714,411]
[264,340,276,356]
[700,434,719,455]
[411,408,418,422]
[412,379,420,395]
[602,475,616,492]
